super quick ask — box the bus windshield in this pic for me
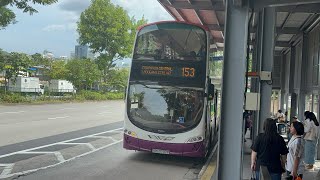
[133,23,206,61]
[127,82,204,134]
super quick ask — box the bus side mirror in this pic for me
[208,84,215,100]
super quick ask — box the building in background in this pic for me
[42,50,54,59]
[70,51,75,59]
[75,45,94,59]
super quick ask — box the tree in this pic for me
[0,49,9,72]
[66,59,100,90]
[83,59,100,89]
[49,61,68,80]
[1,52,32,92]
[77,0,147,82]
[130,16,148,43]
[105,68,129,91]
[31,53,49,66]
[0,0,58,29]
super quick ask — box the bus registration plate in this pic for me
[152,149,170,154]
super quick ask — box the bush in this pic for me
[105,92,124,100]
[0,93,32,103]
[0,91,125,104]
[77,91,106,101]
[76,91,124,101]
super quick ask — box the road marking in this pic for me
[90,136,117,141]
[106,137,118,142]
[47,116,70,120]
[98,112,112,115]
[18,152,65,163]
[0,111,25,115]
[0,127,123,159]
[0,140,122,179]
[199,143,218,180]
[113,130,124,133]
[58,143,96,151]
[0,164,14,177]
[60,108,76,110]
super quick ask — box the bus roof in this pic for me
[137,21,209,32]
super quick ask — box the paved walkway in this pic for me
[242,133,320,180]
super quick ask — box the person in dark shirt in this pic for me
[243,110,252,142]
[251,118,288,180]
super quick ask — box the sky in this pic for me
[0,0,173,57]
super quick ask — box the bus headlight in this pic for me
[124,129,137,137]
[186,136,203,143]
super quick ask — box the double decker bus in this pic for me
[123,21,217,157]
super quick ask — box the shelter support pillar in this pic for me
[217,0,249,179]
[290,93,298,120]
[298,92,306,121]
[252,10,264,138]
[289,46,297,120]
[280,90,286,111]
[298,34,309,121]
[258,7,276,133]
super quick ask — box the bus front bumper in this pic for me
[123,134,205,157]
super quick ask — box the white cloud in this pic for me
[58,0,172,24]
[59,0,91,15]
[42,23,77,32]
[42,24,66,32]
[67,22,77,31]
[112,0,172,22]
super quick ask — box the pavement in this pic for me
[0,101,124,146]
[0,101,207,180]
[242,133,320,180]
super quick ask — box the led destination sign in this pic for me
[141,65,195,78]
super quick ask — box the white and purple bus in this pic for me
[123,21,217,157]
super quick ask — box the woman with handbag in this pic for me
[286,121,304,180]
[251,118,288,180]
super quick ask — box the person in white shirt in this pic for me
[286,121,304,179]
[304,111,319,170]
[276,110,286,134]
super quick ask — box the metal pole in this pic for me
[258,7,276,133]
[217,1,249,179]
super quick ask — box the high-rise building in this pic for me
[70,51,75,59]
[75,45,94,59]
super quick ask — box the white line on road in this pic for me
[90,136,116,140]
[60,108,76,110]
[58,142,96,151]
[0,163,14,177]
[0,140,122,179]
[47,116,70,120]
[18,152,66,163]
[106,137,118,142]
[0,111,25,115]
[0,127,123,159]
[98,112,112,115]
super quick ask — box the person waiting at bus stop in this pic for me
[276,110,286,134]
[251,118,288,180]
[243,110,252,142]
[285,121,304,180]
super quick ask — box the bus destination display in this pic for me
[141,65,195,78]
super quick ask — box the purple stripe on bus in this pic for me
[123,134,205,157]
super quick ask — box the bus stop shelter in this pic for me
[157,0,320,179]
